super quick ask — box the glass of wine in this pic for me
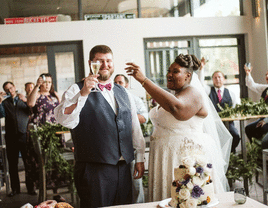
[90,60,101,92]
[205,55,209,63]
[125,59,134,89]
[245,62,251,69]
[234,187,247,204]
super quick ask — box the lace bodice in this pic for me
[149,106,204,138]
[148,105,227,202]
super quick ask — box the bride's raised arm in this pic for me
[125,54,206,121]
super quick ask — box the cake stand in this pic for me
[158,198,219,208]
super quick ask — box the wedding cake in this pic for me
[169,155,215,208]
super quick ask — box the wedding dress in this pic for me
[148,73,232,202]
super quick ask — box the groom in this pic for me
[55,45,145,208]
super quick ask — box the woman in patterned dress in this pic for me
[26,73,62,195]
[27,73,60,125]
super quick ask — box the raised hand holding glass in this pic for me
[125,59,134,89]
[91,60,101,92]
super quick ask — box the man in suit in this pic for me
[0,81,35,196]
[55,45,145,208]
[199,59,240,153]
[114,74,148,203]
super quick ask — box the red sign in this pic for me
[4,16,58,24]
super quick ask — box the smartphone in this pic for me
[3,92,11,99]
[42,75,46,81]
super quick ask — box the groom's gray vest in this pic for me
[71,81,134,165]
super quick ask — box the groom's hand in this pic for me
[133,162,145,179]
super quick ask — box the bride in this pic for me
[126,54,232,202]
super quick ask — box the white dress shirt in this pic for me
[246,73,268,96]
[54,81,145,163]
[246,73,268,123]
[129,93,149,123]
[198,70,238,108]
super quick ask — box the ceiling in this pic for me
[10,0,126,20]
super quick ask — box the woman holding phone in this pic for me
[27,73,60,125]
[26,73,63,198]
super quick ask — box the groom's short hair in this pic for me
[212,71,225,78]
[89,45,113,61]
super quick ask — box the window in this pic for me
[193,0,240,17]
[144,35,246,100]
[144,38,192,88]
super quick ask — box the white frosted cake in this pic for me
[169,156,215,207]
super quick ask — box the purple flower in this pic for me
[207,163,212,168]
[176,186,181,192]
[191,185,204,198]
[196,166,204,174]
[181,178,190,185]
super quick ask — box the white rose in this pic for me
[204,167,212,175]
[178,188,191,200]
[192,176,204,186]
[182,156,195,168]
[179,202,187,208]
[187,167,196,175]
[196,156,207,167]
[186,181,194,190]
[186,198,198,208]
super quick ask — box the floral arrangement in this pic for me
[171,156,213,208]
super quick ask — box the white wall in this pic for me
[247,0,268,101]
[0,0,266,99]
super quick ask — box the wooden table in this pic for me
[222,115,268,195]
[104,192,268,208]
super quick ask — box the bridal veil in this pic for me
[191,72,233,191]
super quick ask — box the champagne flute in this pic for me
[205,55,209,63]
[125,59,134,89]
[90,60,101,92]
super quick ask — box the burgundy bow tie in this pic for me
[98,83,112,91]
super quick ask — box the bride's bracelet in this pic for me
[141,78,148,87]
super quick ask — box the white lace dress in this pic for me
[148,106,228,202]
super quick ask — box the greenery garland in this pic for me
[30,122,74,182]
[218,98,268,118]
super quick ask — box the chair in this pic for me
[0,119,11,195]
[29,124,79,207]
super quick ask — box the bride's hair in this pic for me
[174,54,201,73]
[191,54,201,71]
